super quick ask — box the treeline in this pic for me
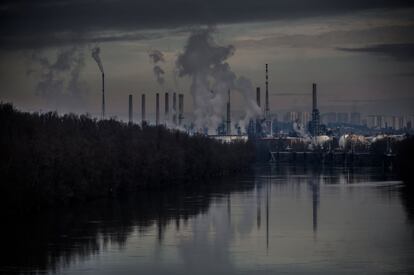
[0,103,255,209]
[395,136,414,186]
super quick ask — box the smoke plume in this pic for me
[176,28,261,132]
[149,49,166,86]
[91,46,104,74]
[29,46,88,111]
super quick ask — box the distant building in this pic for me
[321,112,337,124]
[367,115,384,129]
[337,112,349,124]
[284,111,299,123]
[350,112,361,125]
[367,115,378,129]
[300,112,311,125]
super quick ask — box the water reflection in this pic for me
[2,165,413,274]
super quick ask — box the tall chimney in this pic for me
[265,64,269,117]
[173,92,177,125]
[156,93,160,125]
[256,87,261,108]
[165,92,169,122]
[311,83,320,136]
[226,89,231,135]
[141,94,146,124]
[178,94,184,126]
[128,94,133,124]
[102,73,105,119]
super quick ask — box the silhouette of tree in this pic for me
[0,103,255,211]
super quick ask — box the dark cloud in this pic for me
[394,72,414,77]
[337,43,414,61]
[236,25,414,49]
[1,0,413,50]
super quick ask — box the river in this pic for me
[2,165,414,274]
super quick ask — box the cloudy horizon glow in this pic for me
[0,0,413,121]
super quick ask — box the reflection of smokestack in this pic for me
[128,94,133,124]
[173,92,177,125]
[312,83,317,110]
[178,94,184,126]
[141,94,146,124]
[256,87,261,108]
[156,93,160,125]
[102,73,105,119]
[226,89,231,135]
[165,92,169,122]
[265,64,269,116]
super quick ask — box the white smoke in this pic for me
[29,46,88,112]
[91,46,104,74]
[176,28,261,133]
[149,49,165,86]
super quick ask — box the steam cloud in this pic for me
[91,46,104,74]
[29,46,88,112]
[149,49,165,86]
[176,28,261,132]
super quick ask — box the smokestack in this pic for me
[178,94,184,126]
[265,64,269,117]
[128,94,133,124]
[102,73,105,119]
[156,93,160,125]
[226,89,231,135]
[173,92,177,125]
[141,94,146,124]
[165,92,169,122]
[256,87,261,108]
[311,83,320,136]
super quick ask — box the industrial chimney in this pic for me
[141,94,146,124]
[226,89,231,135]
[311,83,320,136]
[264,64,271,135]
[265,64,269,117]
[128,94,133,124]
[173,92,177,125]
[256,87,261,108]
[102,73,105,119]
[156,93,160,125]
[178,94,184,126]
[165,92,169,123]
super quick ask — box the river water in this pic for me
[2,165,414,274]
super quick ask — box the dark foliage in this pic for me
[396,136,414,186]
[0,103,255,210]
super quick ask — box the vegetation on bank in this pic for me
[0,103,255,209]
[396,136,414,186]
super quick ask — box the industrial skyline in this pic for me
[0,1,413,118]
[1,3,414,274]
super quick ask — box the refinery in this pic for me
[88,30,412,164]
[93,62,412,164]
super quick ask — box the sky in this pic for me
[0,0,413,121]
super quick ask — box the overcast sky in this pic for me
[0,0,413,120]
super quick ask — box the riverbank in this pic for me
[0,103,255,211]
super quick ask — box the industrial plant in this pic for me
[93,61,411,164]
[89,27,412,166]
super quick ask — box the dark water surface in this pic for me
[2,165,414,274]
